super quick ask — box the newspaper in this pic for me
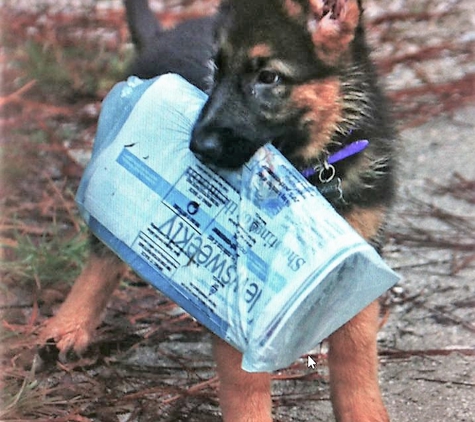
[76,74,400,372]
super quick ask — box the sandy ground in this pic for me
[376,107,475,422]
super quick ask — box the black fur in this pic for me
[124,0,215,91]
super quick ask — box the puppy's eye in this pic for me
[257,69,280,85]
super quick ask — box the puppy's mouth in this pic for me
[191,150,254,170]
[271,137,298,161]
[271,137,286,153]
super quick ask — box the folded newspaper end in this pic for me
[76,73,400,373]
[241,247,399,372]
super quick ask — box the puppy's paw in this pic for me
[39,314,96,359]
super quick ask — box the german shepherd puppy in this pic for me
[41,0,396,421]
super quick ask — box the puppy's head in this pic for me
[190,0,363,169]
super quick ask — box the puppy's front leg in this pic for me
[40,236,126,358]
[328,300,389,422]
[213,336,272,422]
[326,205,391,421]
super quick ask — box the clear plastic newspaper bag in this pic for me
[76,74,400,372]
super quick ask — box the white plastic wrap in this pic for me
[76,74,399,372]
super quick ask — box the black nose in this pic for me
[190,125,258,169]
[189,130,224,164]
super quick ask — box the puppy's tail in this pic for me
[124,0,162,52]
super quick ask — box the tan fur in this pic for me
[213,337,272,422]
[321,206,389,421]
[290,78,343,159]
[248,43,272,58]
[343,205,386,240]
[283,0,304,19]
[328,301,390,422]
[40,252,126,358]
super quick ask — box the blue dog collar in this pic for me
[301,139,369,179]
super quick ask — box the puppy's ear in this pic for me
[306,0,361,65]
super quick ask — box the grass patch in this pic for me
[21,38,132,100]
[2,7,132,102]
[23,40,74,95]
[1,225,88,291]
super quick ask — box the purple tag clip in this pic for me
[301,139,369,179]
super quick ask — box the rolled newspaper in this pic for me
[76,74,399,372]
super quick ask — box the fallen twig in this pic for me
[380,347,475,359]
[369,9,456,26]
[0,80,37,108]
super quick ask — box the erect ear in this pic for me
[306,0,362,65]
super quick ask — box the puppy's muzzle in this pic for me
[190,124,257,169]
